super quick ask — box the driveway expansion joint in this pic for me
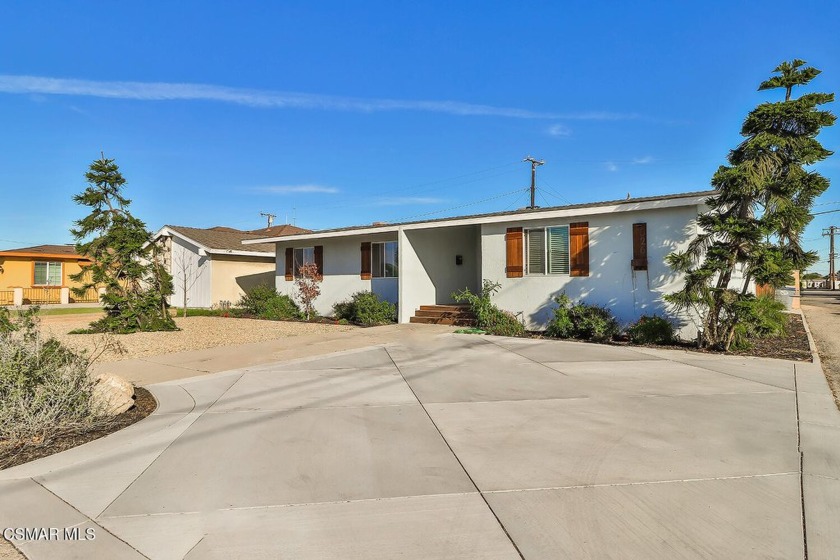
[32,478,152,560]
[385,346,527,560]
[793,362,809,560]
[482,471,801,494]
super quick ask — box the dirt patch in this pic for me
[0,387,156,470]
[528,314,813,361]
[0,537,24,560]
[42,315,357,362]
[727,313,812,361]
[802,294,840,409]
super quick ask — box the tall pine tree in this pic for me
[666,60,834,350]
[70,156,175,333]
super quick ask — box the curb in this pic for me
[795,308,822,366]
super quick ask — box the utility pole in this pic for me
[259,212,276,228]
[523,156,545,209]
[825,225,838,290]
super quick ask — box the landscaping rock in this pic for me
[92,373,135,416]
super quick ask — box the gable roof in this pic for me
[0,244,91,260]
[245,224,310,237]
[158,224,312,256]
[244,189,716,244]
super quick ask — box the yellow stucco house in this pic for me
[0,245,98,305]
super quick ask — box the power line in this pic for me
[290,162,522,211]
[397,187,530,221]
[540,183,574,205]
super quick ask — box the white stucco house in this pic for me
[153,224,309,308]
[244,190,715,336]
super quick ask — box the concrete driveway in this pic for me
[1,332,838,559]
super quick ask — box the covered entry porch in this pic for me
[397,224,481,323]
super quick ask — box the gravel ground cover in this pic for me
[41,314,357,362]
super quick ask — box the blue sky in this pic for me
[1,1,839,273]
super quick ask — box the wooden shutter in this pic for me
[360,242,372,280]
[632,223,648,270]
[314,245,324,275]
[284,248,294,281]
[569,222,590,277]
[505,227,524,278]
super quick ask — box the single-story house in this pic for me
[153,224,309,309]
[0,245,96,305]
[244,190,718,337]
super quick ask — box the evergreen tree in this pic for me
[666,60,835,350]
[70,156,175,333]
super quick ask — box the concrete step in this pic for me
[414,309,476,319]
[409,316,476,326]
[418,304,471,313]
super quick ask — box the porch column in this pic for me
[397,228,410,324]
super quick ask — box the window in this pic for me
[293,247,315,277]
[372,241,398,278]
[34,261,62,285]
[525,226,569,275]
[285,246,322,281]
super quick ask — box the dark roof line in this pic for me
[273,189,716,238]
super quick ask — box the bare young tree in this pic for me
[172,251,204,318]
[294,262,322,320]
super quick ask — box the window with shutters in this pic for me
[371,241,398,278]
[293,247,315,277]
[524,226,570,275]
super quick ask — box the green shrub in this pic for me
[0,308,114,450]
[546,294,619,342]
[451,280,525,337]
[730,295,788,350]
[238,285,301,320]
[627,315,676,345]
[332,291,396,326]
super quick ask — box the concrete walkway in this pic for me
[1,332,839,559]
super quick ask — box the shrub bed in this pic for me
[333,291,396,326]
[545,294,619,342]
[626,315,676,345]
[238,285,302,320]
[0,308,116,452]
[452,280,524,337]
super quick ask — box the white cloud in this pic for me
[0,74,640,121]
[604,161,619,172]
[253,185,339,194]
[547,123,572,137]
[632,156,654,164]
[372,196,444,206]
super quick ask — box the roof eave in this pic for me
[243,191,713,244]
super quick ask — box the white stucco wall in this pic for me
[481,205,702,337]
[274,233,398,317]
[170,236,212,308]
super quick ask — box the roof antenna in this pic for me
[259,212,276,228]
[523,156,545,209]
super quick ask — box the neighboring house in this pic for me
[245,190,720,338]
[0,245,96,305]
[153,224,310,308]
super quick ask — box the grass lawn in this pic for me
[24,307,103,316]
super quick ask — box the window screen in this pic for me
[525,226,569,275]
[34,262,62,285]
